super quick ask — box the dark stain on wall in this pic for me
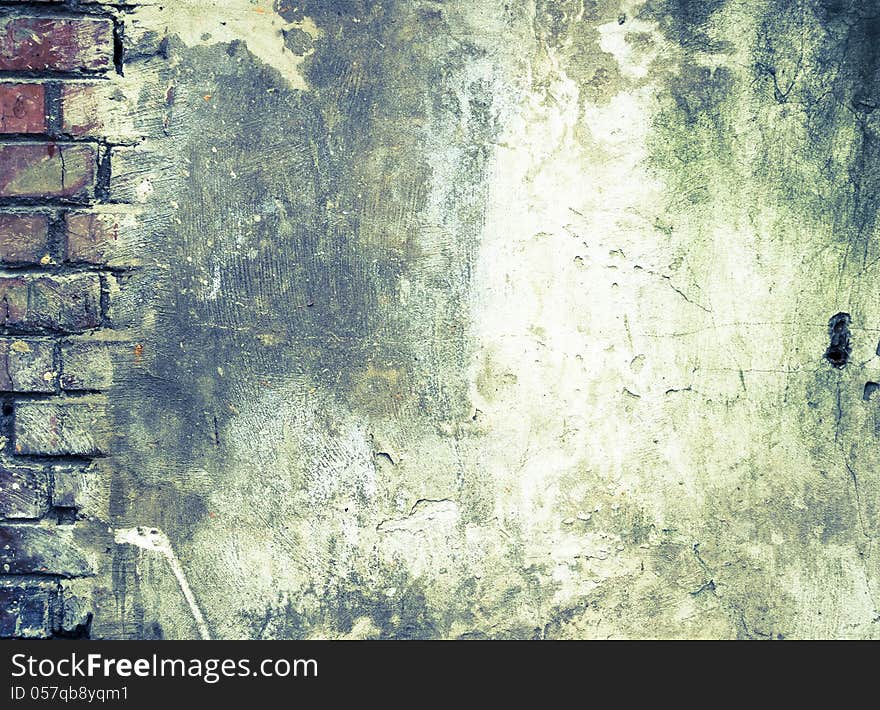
[641,0,729,51]
[101,0,507,637]
[629,0,880,640]
[648,0,880,260]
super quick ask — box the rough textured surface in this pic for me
[0,580,59,638]
[0,1,116,640]
[0,274,102,332]
[0,524,93,576]
[0,466,49,519]
[14,399,109,456]
[3,0,880,640]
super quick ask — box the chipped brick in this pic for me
[0,466,49,519]
[0,580,58,638]
[0,524,93,576]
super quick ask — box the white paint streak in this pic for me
[114,527,212,640]
[132,0,320,90]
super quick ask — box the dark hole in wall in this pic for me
[1,400,13,444]
[864,382,879,401]
[55,508,76,525]
[824,312,852,368]
[112,21,125,76]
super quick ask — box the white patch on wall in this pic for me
[377,500,460,578]
[130,0,320,91]
[114,526,212,640]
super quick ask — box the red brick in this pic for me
[0,273,102,332]
[0,213,50,264]
[0,84,45,134]
[0,143,96,199]
[65,212,117,264]
[29,274,103,332]
[0,18,114,73]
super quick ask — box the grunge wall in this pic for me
[1,0,878,640]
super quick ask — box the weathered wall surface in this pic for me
[3,0,879,639]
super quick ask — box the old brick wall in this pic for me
[0,0,132,639]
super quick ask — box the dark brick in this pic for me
[0,143,96,199]
[0,466,49,518]
[51,465,83,509]
[0,276,27,324]
[0,213,50,264]
[0,580,58,638]
[14,398,108,456]
[0,273,102,332]
[58,580,91,635]
[0,524,93,576]
[0,84,46,134]
[0,18,114,73]
[0,338,55,392]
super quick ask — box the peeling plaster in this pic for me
[132,0,319,90]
